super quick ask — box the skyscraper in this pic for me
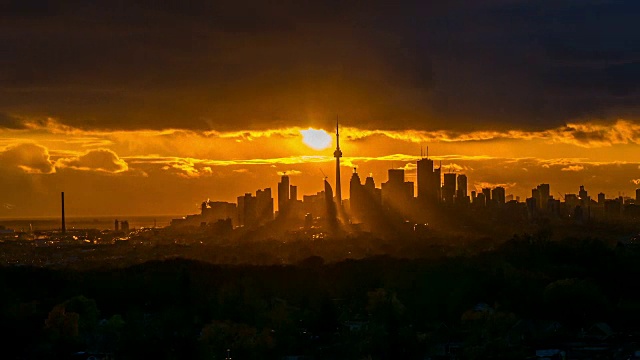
[456,174,468,202]
[492,186,506,205]
[256,188,274,224]
[277,174,290,215]
[382,168,413,210]
[537,184,550,210]
[349,168,364,218]
[334,118,343,205]
[482,187,491,206]
[442,173,456,204]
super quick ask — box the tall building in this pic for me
[237,193,258,227]
[256,188,274,224]
[277,174,290,214]
[536,184,550,210]
[324,179,338,230]
[290,185,298,202]
[579,185,589,206]
[482,187,491,206]
[636,189,640,203]
[598,192,606,205]
[334,118,343,205]
[456,174,468,202]
[364,174,382,205]
[349,168,365,218]
[492,186,506,205]
[381,169,413,210]
[417,156,440,203]
[442,173,456,204]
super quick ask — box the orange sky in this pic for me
[1,118,640,218]
[2,1,640,217]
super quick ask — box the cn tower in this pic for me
[334,117,342,205]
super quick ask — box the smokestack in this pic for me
[61,192,66,234]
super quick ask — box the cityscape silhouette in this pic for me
[2,1,640,359]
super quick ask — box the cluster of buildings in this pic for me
[171,122,640,231]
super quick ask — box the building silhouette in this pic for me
[456,174,468,204]
[381,169,414,211]
[255,188,274,224]
[277,174,290,216]
[417,156,441,204]
[492,186,506,205]
[482,188,491,206]
[442,173,456,204]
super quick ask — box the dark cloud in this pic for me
[0,0,639,131]
[0,143,55,174]
[0,113,27,129]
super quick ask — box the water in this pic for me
[0,215,179,232]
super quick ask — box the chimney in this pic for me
[61,192,66,234]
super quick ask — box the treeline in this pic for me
[2,235,640,359]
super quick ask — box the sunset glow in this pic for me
[0,1,638,219]
[300,128,332,150]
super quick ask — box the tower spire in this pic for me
[334,115,343,204]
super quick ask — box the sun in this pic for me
[300,128,332,150]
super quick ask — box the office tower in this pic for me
[476,193,486,207]
[456,174,468,201]
[334,118,343,205]
[115,219,119,231]
[256,188,274,224]
[537,184,550,210]
[324,179,337,227]
[290,185,298,202]
[636,189,640,204]
[364,174,376,192]
[442,173,456,204]
[417,156,440,203]
[364,174,382,205]
[532,188,540,208]
[598,192,606,205]
[349,169,364,218]
[382,168,413,210]
[277,174,290,214]
[482,187,491,205]
[579,185,589,205]
[492,186,506,204]
[243,193,258,227]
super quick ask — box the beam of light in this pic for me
[300,128,332,150]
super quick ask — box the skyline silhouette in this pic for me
[3,2,640,358]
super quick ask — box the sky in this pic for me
[1,0,640,218]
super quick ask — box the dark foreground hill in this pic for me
[2,236,640,359]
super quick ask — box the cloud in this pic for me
[277,170,302,176]
[55,149,128,173]
[473,182,517,191]
[0,113,28,129]
[2,1,639,134]
[561,165,585,172]
[632,179,640,185]
[0,143,56,174]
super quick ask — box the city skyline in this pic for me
[2,1,640,217]
[2,120,640,218]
